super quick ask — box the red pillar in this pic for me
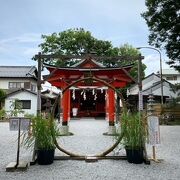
[68,90,71,120]
[105,90,109,120]
[62,89,70,125]
[108,88,115,126]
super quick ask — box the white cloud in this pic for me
[0,33,42,65]
[0,33,41,44]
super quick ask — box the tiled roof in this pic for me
[6,88,37,97]
[0,66,37,78]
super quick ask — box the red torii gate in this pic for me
[44,56,135,135]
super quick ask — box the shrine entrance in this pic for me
[52,76,126,158]
[35,52,146,160]
[43,55,134,133]
[71,89,106,118]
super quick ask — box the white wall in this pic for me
[5,91,37,116]
[128,74,161,95]
[163,75,180,85]
[127,74,178,98]
[0,79,9,89]
[162,69,180,84]
[0,78,37,91]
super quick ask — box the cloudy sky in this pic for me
[0,0,170,75]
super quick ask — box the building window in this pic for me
[9,82,24,89]
[15,100,31,109]
[24,82,30,89]
[166,76,177,81]
[31,84,36,92]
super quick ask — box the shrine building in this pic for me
[44,56,134,135]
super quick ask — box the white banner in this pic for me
[138,91,143,111]
[147,116,160,146]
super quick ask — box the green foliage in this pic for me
[0,109,6,120]
[0,89,6,101]
[116,44,147,98]
[168,83,180,107]
[121,112,147,149]
[9,99,24,117]
[40,28,114,66]
[117,43,146,79]
[39,29,146,73]
[0,89,6,110]
[142,0,180,71]
[23,116,60,150]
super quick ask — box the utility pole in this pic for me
[137,47,164,105]
[138,54,143,112]
[37,52,42,116]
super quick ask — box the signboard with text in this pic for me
[9,118,30,131]
[147,116,160,146]
[138,91,143,111]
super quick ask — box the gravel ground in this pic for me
[0,118,180,180]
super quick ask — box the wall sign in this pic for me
[9,118,30,131]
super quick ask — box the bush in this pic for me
[0,109,6,120]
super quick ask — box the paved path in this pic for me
[56,118,119,156]
[0,119,180,180]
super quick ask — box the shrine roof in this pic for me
[43,57,133,71]
[43,63,133,71]
[71,58,105,68]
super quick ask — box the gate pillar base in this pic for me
[103,126,117,136]
[59,125,73,136]
[116,124,121,134]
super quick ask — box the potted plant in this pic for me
[121,112,147,164]
[23,115,60,165]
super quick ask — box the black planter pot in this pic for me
[125,147,144,164]
[37,149,55,165]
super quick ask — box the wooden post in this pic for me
[152,146,156,160]
[15,118,21,168]
[37,52,42,116]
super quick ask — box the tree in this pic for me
[114,44,146,98]
[39,28,114,67]
[39,28,146,78]
[116,43,146,78]
[142,0,180,71]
